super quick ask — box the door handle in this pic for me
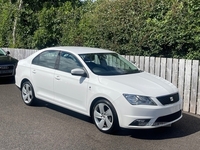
[55,75,60,80]
[32,70,36,74]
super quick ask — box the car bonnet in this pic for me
[0,56,18,65]
[98,72,178,97]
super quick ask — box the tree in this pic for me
[0,1,15,47]
[0,0,199,59]
[12,0,23,47]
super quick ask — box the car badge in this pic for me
[170,97,174,101]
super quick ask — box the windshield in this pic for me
[0,48,6,56]
[79,53,140,75]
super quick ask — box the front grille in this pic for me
[157,93,179,105]
[153,110,182,126]
[0,65,14,76]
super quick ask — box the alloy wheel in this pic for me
[93,103,114,131]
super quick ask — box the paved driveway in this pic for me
[0,79,200,150]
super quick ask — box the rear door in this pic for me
[31,50,59,102]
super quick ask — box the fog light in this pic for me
[129,119,150,126]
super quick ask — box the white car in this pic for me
[15,46,182,133]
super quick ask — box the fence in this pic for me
[3,48,37,60]
[4,48,200,115]
[124,55,200,115]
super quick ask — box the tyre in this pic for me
[92,99,119,134]
[21,81,36,106]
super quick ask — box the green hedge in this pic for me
[0,0,199,59]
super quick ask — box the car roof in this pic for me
[43,46,114,54]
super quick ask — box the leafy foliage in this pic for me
[0,0,199,59]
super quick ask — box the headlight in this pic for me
[123,94,157,105]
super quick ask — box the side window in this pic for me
[32,50,59,69]
[58,51,82,73]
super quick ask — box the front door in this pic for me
[53,51,89,113]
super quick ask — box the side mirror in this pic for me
[131,61,139,68]
[131,61,136,64]
[71,68,87,77]
[6,51,10,55]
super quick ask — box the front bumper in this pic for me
[0,64,16,77]
[116,96,182,129]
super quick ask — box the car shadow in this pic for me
[35,100,93,123]
[116,113,200,139]
[35,99,200,139]
[0,77,15,84]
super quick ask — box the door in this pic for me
[31,50,59,102]
[54,51,89,113]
